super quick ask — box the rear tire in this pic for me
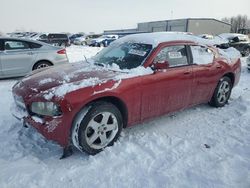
[72,102,123,155]
[209,77,232,107]
[33,61,52,70]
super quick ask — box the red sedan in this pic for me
[12,32,241,157]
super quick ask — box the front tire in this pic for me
[72,102,123,155]
[209,77,232,107]
[33,61,52,70]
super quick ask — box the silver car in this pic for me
[0,37,69,78]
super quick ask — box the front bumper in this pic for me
[11,102,69,147]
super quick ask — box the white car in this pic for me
[0,37,69,78]
[73,36,86,45]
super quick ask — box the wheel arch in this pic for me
[222,72,235,86]
[32,60,53,70]
[73,96,128,129]
[88,96,128,128]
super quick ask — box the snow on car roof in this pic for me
[112,32,225,47]
[219,33,248,39]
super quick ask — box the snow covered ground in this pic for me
[0,45,249,188]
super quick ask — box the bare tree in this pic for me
[222,15,249,33]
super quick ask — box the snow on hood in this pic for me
[42,64,153,99]
[20,62,153,100]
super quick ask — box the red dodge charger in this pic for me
[12,32,241,157]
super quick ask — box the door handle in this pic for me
[216,65,222,69]
[27,52,33,55]
[184,71,191,75]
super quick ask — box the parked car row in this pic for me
[7,32,70,47]
[7,32,121,48]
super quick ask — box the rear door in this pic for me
[189,45,224,105]
[1,39,35,77]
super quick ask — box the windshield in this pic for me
[92,42,152,70]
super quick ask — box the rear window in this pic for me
[29,42,42,49]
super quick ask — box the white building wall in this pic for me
[188,19,231,35]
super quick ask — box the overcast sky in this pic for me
[1,0,250,34]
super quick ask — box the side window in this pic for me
[4,40,30,50]
[190,46,214,65]
[154,45,189,67]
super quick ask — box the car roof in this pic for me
[112,32,223,47]
[0,37,48,45]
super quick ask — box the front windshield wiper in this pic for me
[84,55,90,64]
[94,62,105,67]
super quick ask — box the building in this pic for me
[104,18,231,36]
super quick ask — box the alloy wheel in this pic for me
[217,81,230,104]
[37,63,49,69]
[85,112,118,149]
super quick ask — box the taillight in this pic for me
[57,49,66,54]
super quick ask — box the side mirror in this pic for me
[152,60,170,70]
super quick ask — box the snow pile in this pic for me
[1,46,250,188]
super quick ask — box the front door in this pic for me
[141,45,193,121]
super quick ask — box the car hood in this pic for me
[19,63,122,93]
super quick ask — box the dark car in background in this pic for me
[219,33,250,56]
[89,35,119,47]
[69,34,84,43]
[38,33,70,47]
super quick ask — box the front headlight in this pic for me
[31,102,62,116]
